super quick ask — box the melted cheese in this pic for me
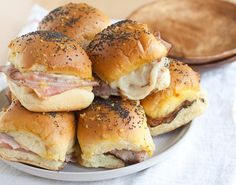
[150,90,201,118]
[110,57,170,100]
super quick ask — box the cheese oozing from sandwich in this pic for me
[110,57,170,100]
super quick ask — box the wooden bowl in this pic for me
[128,0,236,65]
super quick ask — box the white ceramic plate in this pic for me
[0,86,192,182]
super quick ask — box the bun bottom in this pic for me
[79,154,125,169]
[8,81,94,112]
[150,98,207,136]
[0,148,64,170]
[74,144,124,169]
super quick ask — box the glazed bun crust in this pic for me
[0,100,75,162]
[87,20,169,82]
[141,60,201,119]
[8,31,92,79]
[38,3,110,48]
[77,97,155,168]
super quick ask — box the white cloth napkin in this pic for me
[0,5,236,185]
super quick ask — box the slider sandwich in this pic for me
[77,97,155,168]
[0,100,75,170]
[38,3,111,49]
[87,20,171,100]
[141,60,207,136]
[0,31,97,112]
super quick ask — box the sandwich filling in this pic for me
[110,57,170,100]
[147,100,196,127]
[107,149,147,165]
[0,132,34,154]
[0,65,98,98]
[92,76,119,98]
[0,132,73,162]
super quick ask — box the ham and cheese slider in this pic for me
[77,97,155,168]
[38,3,111,49]
[0,100,75,170]
[87,20,170,100]
[0,31,97,112]
[141,60,207,136]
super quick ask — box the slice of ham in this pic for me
[0,65,98,98]
[0,132,31,153]
[154,32,172,52]
[0,142,13,149]
[0,133,21,150]
[0,132,70,163]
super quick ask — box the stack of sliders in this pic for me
[0,3,207,170]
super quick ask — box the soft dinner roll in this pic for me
[88,20,170,100]
[5,31,97,112]
[0,100,75,170]
[38,3,111,48]
[77,97,155,168]
[141,60,207,136]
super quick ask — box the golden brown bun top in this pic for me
[141,60,200,118]
[164,60,200,92]
[77,97,154,155]
[0,100,75,160]
[0,100,75,146]
[8,31,92,79]
[38,3,110,48]
[87,20,169,82]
